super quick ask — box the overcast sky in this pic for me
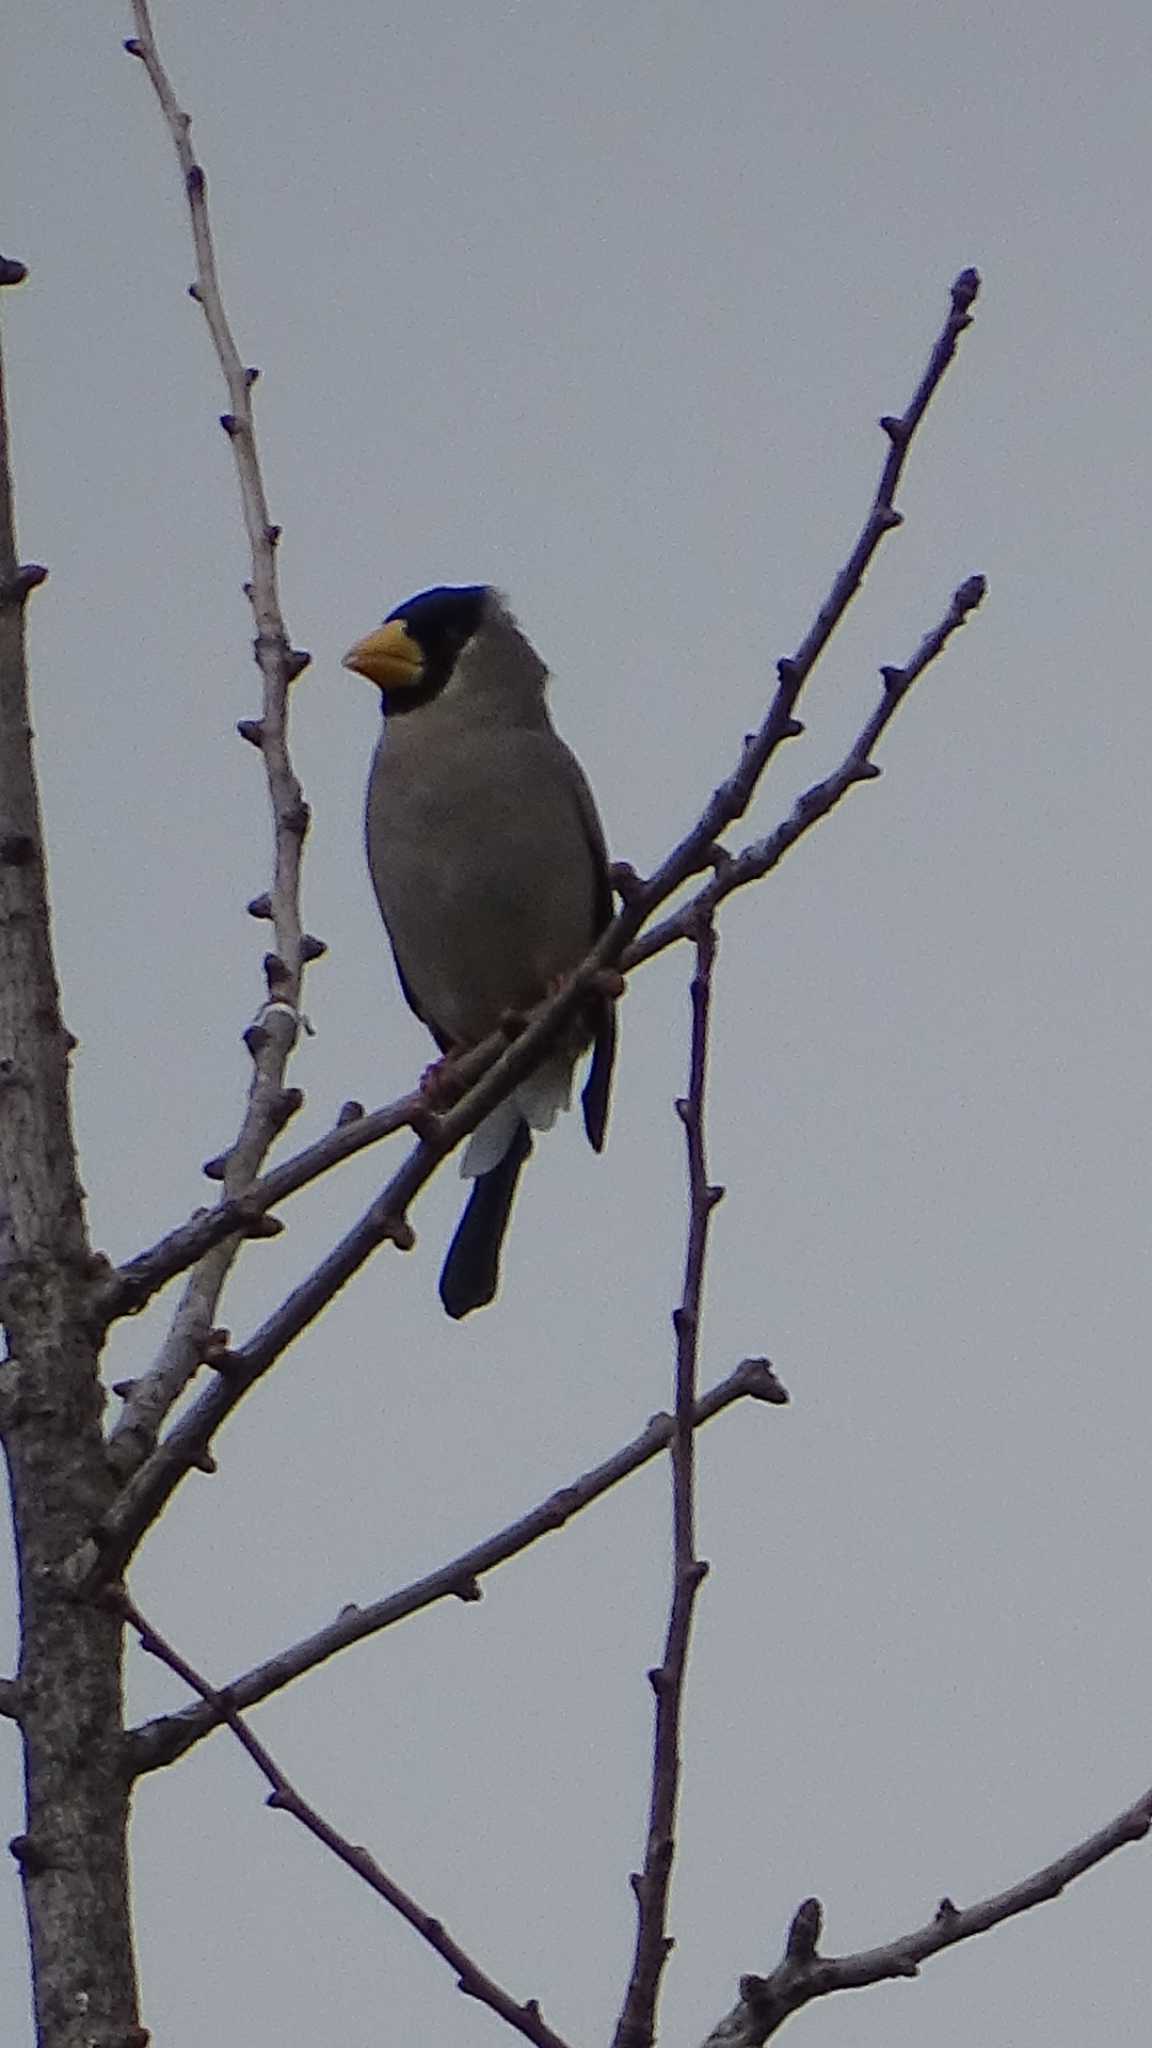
[4,3,1152,2044]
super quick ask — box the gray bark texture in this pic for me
[0,283,143,2047]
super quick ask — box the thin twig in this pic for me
[112,1589,576,2048]
[125,1356,786,1774]
[614,920,720,2048]
[112,2,315,1474]
[699,1785,1152,2045]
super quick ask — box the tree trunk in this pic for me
[0,273,142,2047]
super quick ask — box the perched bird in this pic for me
[343,585,616,1318]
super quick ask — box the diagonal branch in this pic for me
[111,1,317,1476]
[699,1789,1152,2045]
[113,1588,577,2048]
[614,918,721,2048]
[119,1356,785,1772]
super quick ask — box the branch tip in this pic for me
[738,1357,789,1404]
[0,563,49,606]
[786,1896,823,1961]
[954,571,987,609]
[241,1211,284,1241]
[607,860,646,903]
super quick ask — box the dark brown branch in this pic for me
[111,0,315,1476]
[614,920,720,2048]
[113,1589,577,2048]
[126,1357,786,1774]
[699,1784,1152,2045]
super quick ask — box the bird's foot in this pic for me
[607,859,646,904]
[589,967,625,1000]
[419,1053,467,1109]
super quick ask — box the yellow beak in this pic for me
[342,619,425,690]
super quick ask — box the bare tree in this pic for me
[3,12,1147,2048]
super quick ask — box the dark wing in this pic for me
[560,745,617,1153]
[390,941,454,1055]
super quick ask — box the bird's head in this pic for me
[342,584,495,706]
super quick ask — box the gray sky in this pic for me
[4,2,1152,2043]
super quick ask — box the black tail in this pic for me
[439,1122,534,1319]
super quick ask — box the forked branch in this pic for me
[114,1589,577,2048]
[123,1356,786,1770]
[700,1786,1152,2043]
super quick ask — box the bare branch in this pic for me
[699,1786,1152,2045]
[126,1357,786,1774]
[113,1589,577,2048]
[631,572,987,968]
[614,920,720,2048]
[111,2,315,1473]
[96,1091,423,1325]
[0,1676,21,1720]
